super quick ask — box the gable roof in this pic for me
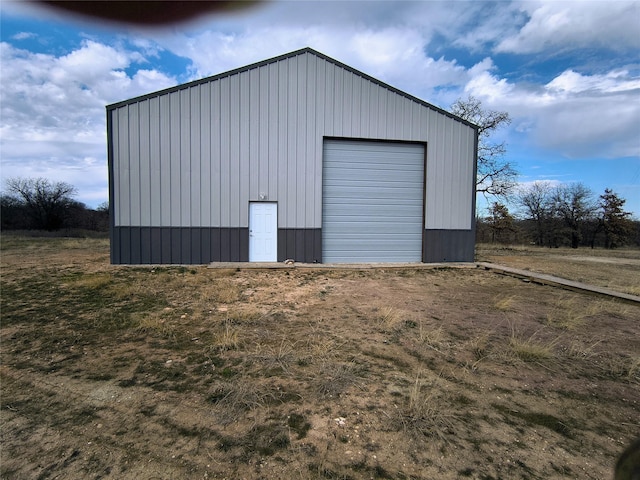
[106,47,477,130]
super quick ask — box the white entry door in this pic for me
[249,202,277,262]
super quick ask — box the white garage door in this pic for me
[322,139,425,263]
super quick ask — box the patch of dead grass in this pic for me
[209,318,241,352]
[598,354,640,383]
[315,360,364,397]
[508,324,560,363]
[135,312,176,339]
[378,306,403,331]
[396,372,456,441]
[494,294,517,312]
[418,322,446,351]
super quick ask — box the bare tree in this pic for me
[551,183,597,249]
[516,181,554,246]
[451,96,517,199]
[4,177,77,231]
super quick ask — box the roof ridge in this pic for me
[106,47,476,129]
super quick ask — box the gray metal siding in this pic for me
[110,50,475,232]
[423,229,475,262]
[322,140,425,263]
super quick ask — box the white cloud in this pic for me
[496,0,640,54]
[516,179,563,189]
[153,23,467,105]
[463,62,640,159]
[464,57,514,101]
[12,31,36,40]
[546,69,640,95]
[0,40,177,206]
[533,68,640,158]
[449,2,526,52]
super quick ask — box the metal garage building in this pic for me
[107,48,477,265]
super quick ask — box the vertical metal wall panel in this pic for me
[159,94,171,227]
[306,55,318,228]
[360,80,371,138]
[180,89,191,227]
[140,227,151,263]
[322,60,334,134]
[149,97,161,227]
[425,113,476,230]
[200,83,211,227]
[116,107,130,226]
[239,70,250,227]
[286,57,297,229]
[296,55,308,228]
[276,60,288,226]
[219,76,231,227]
[128,103,141,226]
[342,68,353,137]
[253,68,264,199]
[210,81,221,228]
[426,113,443,228]
[169,92,181,226]
[229,75,241,227]
[267,63,278,204]
[190,86,201,227]
[333,64,344,134]
[110,111,119,227]
[137,100,150,226]
[108,49,476,263]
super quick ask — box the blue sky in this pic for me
[1,0,639,218]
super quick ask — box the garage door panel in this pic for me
[325,206,422,216]
[325,184,422,194]
[325,226,423,235]
[322,139,424,263]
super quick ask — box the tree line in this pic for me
[448,96,637,249]
[1,177,109,233]
[478,182,638,248]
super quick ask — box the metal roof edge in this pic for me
[105,46,477,130]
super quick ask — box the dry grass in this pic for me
[252,338,298,375]
[210,318,241,352]
[399,373,456,441]
[508,324,559,363]
[135,312,176,339]
[212,279,242,304]
[464,332,492,371]
[207,380,278,424]
[494,294,517,311]
[627,357,640,382]
[315,360,363,398]
[1,237,639,480]
[564,338,603,361]
[544,296,608,330]
[599,354,640,383]
[378,306,404,331]
[418,322,446,351]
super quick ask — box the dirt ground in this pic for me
[1,237,639,479]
